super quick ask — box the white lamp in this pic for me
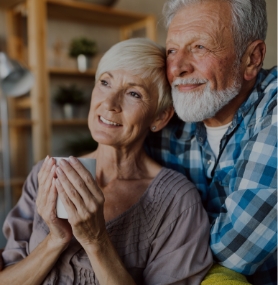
[0,52,34,216]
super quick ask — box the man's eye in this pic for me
[100,80,108,86]
[167,49,175,55]
[196,45,205,49]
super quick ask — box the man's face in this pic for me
[166,0,242,122]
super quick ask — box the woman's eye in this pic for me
[100,80,108,86]
[129,91,141,99]
[196,45,205,50]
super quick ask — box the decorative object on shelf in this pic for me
[0,52,34,216]
[52,39,65,67]
[69,37,98,72]
[75,0,118,7]
[64,135,98,156]
[54,85,86,119]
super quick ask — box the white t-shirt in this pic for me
[205,122,232,158]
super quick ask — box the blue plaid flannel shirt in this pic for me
[145,67,277,285]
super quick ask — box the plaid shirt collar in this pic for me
[194,68,273,147]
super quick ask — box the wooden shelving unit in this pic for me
[0,0,157,203]
[0,0,23,8]
[0,177,26,187]
[47,0,151,25]
[52,119,88,126]
[0,119,33,127]
[48,67,96,77]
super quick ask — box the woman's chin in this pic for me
[92,132,118,147]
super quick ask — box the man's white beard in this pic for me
[172,76,242,122]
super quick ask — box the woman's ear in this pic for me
[150,106,174,132]
[243,40,266,81]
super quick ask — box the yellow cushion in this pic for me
[201,264,252,285]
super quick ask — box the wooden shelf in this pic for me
[47,0,150,26]
[0,119,33,127]
[0,0,22,8]
[48,67,96,77]
[14,96,31,109]
[0,177,25,187]
[52,119,88,126]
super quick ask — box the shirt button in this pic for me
[208,160,212,164]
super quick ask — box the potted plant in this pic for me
[69,37,98,72]
[54,84,86,119]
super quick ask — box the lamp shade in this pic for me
[0,52,34,218]
[0,52,34,97]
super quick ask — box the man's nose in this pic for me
[167,50,194,83]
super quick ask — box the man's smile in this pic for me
[176,83,205,92]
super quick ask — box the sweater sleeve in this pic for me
[2,162,43,267]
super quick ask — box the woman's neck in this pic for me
[85,144,160,188]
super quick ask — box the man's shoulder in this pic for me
[257,66,277,103]
[242,67,277,129]
[160,113,197,142]
[259,66,277,88]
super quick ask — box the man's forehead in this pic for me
[166,30,209,44]
[166,1,232,41]
[168,1,232,27]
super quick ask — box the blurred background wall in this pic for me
[0,0,277,67]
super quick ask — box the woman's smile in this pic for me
[99,116,122,127]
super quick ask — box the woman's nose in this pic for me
[102,91,122,112]
[167,50,194,84]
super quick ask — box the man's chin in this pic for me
[172,83,241,123]
[175,108,215,123]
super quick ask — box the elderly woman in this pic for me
[0,38,213,285]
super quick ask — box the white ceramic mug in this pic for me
[55,157,96,219]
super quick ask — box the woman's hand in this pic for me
[55,157,106,248]
[36,156,73,248]
[54,157,136,285]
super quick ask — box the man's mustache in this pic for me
[172,78,208,88]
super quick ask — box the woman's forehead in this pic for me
[100,70,153,92]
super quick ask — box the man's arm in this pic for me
[210,188,276,274]
[210,100,277,275]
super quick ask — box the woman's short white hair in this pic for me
[95,38,172,115]
[163,0,267,58]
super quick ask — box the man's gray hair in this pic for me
[163,0,267,57]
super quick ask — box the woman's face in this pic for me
[88,69,158,149]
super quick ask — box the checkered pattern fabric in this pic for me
[145,67,277,285]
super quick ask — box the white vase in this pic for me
[63,103,74,119]
[77,54,91,72]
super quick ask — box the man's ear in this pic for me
[243,40,266,81]
[150,106,175,132]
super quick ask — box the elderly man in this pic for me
[146,0,277,285]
